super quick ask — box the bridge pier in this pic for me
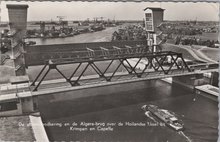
[209,72,219,87]
[18,92,38,114]
[0,91,38,117]
[172,74,206,90]
[0,75,38,116]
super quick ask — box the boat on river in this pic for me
[142,104,184,131]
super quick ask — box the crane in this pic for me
[93,17,105,23]
[57,16,65,23]
[57,16,66,28]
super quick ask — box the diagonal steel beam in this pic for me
[154,57,167,74]
[72,62,90,86]
[68,63,82,82]
[31,63,47,86]
[107,59,124,81]
[166,56,180,74]
[33,68,50,91]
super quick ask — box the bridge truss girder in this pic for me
[30,50,191,91]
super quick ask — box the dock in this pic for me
[195,84,219,102]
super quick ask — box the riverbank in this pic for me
[162,43,219,63]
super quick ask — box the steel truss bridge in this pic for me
[21,40,217,92]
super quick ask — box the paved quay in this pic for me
[195,84,219,101]
[0,114,49,141]
[0,115,36,141]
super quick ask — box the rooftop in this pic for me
[6,4,29,9]
[144,7,165,11]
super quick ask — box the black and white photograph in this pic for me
[0,1,219,142]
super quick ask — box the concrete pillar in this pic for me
[17,91,37,114]
[7,5,28,35]
[6,4,28,76]
[172,74,205,90]
[210,72,219,87]
[20,97,34,113]
[153,33,157,52]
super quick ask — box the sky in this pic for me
[0,1,219,21]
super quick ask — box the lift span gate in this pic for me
[24,41,191,91]
[24,40,148,66]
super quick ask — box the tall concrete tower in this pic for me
[7,4,28,33]
[7,4,28,76]
[144,7,164,52]
[144,7,164,33]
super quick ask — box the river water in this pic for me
[28,27,218,142]
[39,80,218,142]
[25,26,119,45]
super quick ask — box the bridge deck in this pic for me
[0,68,217,97]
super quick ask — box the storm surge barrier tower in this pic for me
[144,7,165,52]
[7,4,29,76]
